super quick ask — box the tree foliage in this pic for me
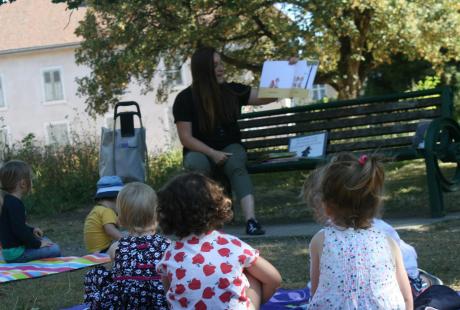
[3,0,459,114]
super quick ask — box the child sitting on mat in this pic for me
[156,172,282,309]
[84,182,170,309]
[303,153,413,309]
[0,160,61,263]
[304,158,427,297]
[84,176,124,253]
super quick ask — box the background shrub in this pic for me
[2,133,182,215]
[146,149,183,190]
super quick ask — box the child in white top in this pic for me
[303,153,413,309]
[156,172,281,309]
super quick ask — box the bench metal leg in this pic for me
[424,157,445,218]
[423,117,460,217]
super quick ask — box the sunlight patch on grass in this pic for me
[4,161,460,308]
[394,186,422,195]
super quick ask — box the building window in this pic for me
[46,122,70,145]
[312,84,326,101]
[106,117,114,130]
[43,69,64,102]
[0,128,8,148]
[0,76,5,108]
[0,127,8,160]
[164,64,183,86]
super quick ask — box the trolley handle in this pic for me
[114,101,141,119]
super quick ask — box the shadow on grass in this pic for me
[3,221,460,309]
[247,219,460,291]
[3,160,460,309]
[228,159,460,225]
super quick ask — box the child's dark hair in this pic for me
[303,152,384,229]
[157,172,233,238]
[0,160,32,214]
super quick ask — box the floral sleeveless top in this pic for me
[309,226,405,309]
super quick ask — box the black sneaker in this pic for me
[246,218,265,235]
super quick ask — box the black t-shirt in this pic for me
[173,82,251,151]
[0,194,41,249]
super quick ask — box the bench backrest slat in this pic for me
[329,123,418,140]
[327,137,413,153]
[241,109,440,140]
[239,97,441,129]
[239,87,450,156]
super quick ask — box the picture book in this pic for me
[288,131,328,158]
[258,60,319,98]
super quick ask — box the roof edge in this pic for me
[0,42,81,56]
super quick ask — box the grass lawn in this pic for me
[1,159,460,309]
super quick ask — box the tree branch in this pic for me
[220,53,261,71]
[251,15,275,40]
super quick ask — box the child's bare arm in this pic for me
[309,230,324,296]
[161,276,171,292]
[245,256,282,304]
[388,237,413,310]
[107,241,119,261]
[103,223,123,240]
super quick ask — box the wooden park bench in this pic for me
[238,87,459,217]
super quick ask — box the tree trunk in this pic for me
[337,75,363,100]
[335,8,372,100]
[336,36,363,100]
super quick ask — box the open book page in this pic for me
[288,131,327,158]
[259,61,295,98]
[258,60,319,98]
[304,60,319,90]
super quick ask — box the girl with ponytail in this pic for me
[303,152,413,309]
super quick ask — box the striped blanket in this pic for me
[0,253,110,283]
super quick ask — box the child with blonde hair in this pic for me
[156,172,281,309]
[0,160,61,262]
[84,182,169,309]
[303,153,413,309]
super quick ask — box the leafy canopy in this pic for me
[2,0,459,114]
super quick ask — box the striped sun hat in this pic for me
[95,176,124,199]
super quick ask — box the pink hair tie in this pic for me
[358,155,368,166]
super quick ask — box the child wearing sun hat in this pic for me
[84,176,124,253]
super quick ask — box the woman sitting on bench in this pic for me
[172,46,297,235]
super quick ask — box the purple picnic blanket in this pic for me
[63,287,311,310]
[262,286,310,310]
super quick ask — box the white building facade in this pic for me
[0,0,186,155]
[0,0,336,155]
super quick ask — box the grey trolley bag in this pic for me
[99,101,148,182]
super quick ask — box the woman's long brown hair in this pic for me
[191,47,241,135]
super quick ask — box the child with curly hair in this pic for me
[303,153,413,309]
[156,172,281,309]
[84,182,169,309]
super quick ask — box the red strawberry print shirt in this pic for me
[156,230,259,309]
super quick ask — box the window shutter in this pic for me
[44,72,51,83]
[0,79,4,107]
[53,71,61,82]
[43,70,64,101]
